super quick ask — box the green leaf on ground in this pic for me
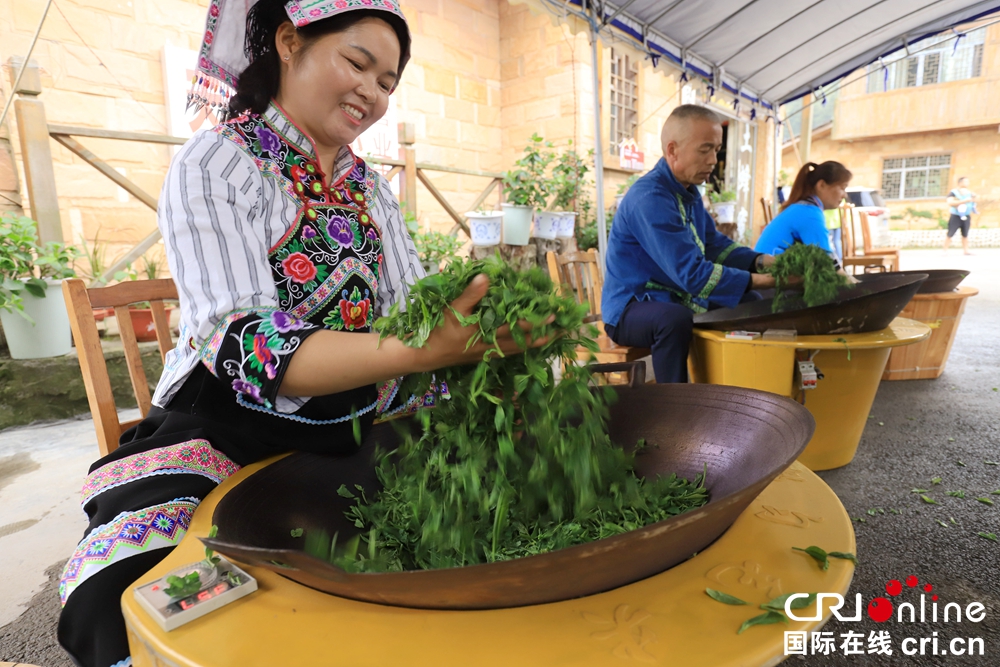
[920,495,940,505]
[957,460,966,467]
[911,488,928,494]
[946,491,965,498]
[931,477,943,485]
[937,520,949,527]
[950,517,957,525]
[948,438,956,442]
[706,588,748,605]
[889,509,901,515]
[977,532,998,542]
[985,461,999,466]
[975,497,994,506]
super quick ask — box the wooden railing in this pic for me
[11,61,502,285]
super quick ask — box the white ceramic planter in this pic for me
[466,211,503,246]
[0,279,72,359]
[500,204,533,246]
[422,261,441,276]
[533,211,561,240]
[714,202,736,223]
[556,211,578,238]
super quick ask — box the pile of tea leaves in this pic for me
[766,243,850,313]
[309,255,708,572]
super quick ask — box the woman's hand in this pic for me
[413,274,554,372]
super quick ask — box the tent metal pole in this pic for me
[589,3,608,268]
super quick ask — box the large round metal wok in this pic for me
[201,384,814,610]
[693,273,928,335]
[858,269,968,294]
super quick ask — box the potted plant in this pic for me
[412,231,463,275]
[0,213,78,359]
[465,207,504,247]
[709,188,737,223]
[546,144,591,239]
[78,228,114,323]
[502,134,554,245]
[106,256,173,343]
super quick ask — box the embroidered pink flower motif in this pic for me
[210,3,220,16]
[366,228,378,241]
[297,18,309,26]
[204,30,214,45]
[309,7,322,15]
[252,334,277,380]
[335,0,348,7]
[281,252,318,284]
[361,0,373,5]
[199,57,209,68]
[178,447,195,462]
[301,224,318,240]
[288,3,300,11]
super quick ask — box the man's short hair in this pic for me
[667,104,722,126]
[958,176,969,182]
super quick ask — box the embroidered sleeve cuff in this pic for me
[375,375,451,420]
[198,307,322,410]
[697,264,725,299]
[714,243,737,265]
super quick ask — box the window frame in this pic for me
[865,27,986,93]
[608,47,639,156]
[881,153,952,200]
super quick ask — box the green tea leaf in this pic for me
[290,528,304,538]
[737,610,787,634]
[937,520,949,528]
[920,495,939,505]
[931,477,943,485]
[975,497,994,506]
[761,593,816,612]
[828,551,858,566]
[793,546,829,570]
[978,532,998,542]
[947,491,965,498]
[706,588,747,605]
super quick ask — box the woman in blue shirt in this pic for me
[756,161,852,268]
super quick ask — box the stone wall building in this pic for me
[783,20,1000,230]
[0,0,777,274]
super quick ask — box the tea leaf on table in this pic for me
[706,588,747,605]
[761,593,816,612]
[793,546,829,570]
[164,571,202,598]
[828,551,858,565]
[738,611,787,634]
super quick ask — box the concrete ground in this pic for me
[0,250,997,666]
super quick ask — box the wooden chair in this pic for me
[63,278,179,456]
[760,197,774,226]
[858,211,900,272]
[545,250,651,372]
[839,205,888,275]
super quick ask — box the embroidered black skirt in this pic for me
[57,365,378,667]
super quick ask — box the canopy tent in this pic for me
[539,0,1000,261]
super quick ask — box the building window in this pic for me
[865,27,985,93]
[609,48,638,152]
[881,155,951,200]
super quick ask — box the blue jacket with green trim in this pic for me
[602,158,758,326]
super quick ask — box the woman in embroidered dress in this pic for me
[58,2,549,665]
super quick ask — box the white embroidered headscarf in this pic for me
[191,0,410,112]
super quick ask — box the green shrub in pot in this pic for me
[0,213,77,322]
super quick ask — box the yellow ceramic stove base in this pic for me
[691,318,931,470]
[123,460,855,667]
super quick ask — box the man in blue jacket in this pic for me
[602,105,777,383]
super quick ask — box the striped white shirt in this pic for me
[152,104,424,412]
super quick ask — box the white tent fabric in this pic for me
[545,0,1000,261]
[566,0,1000,105]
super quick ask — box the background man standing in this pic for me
[945,176,977,255]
